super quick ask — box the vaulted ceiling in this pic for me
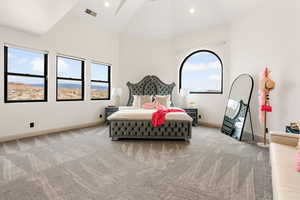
[0,0,80,35]
[0,0,269,37]
[123,0,270,38]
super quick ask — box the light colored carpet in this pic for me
[0,126,272,200]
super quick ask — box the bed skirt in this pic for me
[109,120,192,141]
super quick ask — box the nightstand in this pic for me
[105,107,119,124]
[183,108,199,126]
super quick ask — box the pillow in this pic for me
[154,95,171,107]
[132,95,140,108]
[142,102,166,110]
[140,95,153,107]
[142,102,156,109]
[133,95,152,108]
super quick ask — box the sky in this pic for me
[7,47,109,86]
[181,51,222,92]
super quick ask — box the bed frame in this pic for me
[109,75,192,141]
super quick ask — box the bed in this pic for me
[108,75,192,141]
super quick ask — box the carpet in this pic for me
[0,126,272,200]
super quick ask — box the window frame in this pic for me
[90,62,111,101]
[56,55,85,101]
[4,46,48,103]
[179,49,223,94]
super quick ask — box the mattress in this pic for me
[107,108,193,122]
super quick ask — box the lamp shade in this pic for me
[111,88,117,96]
[179,88,189,96]
[116,88,123,96]
[112,88,122,96]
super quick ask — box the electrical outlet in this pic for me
[30,122,35,128]
[99,114,103,118]
[199,115,202,119]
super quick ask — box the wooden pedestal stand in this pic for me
[257,95,270,148]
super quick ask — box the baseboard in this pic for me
[0,120,105,143]
[199,121,221,129]
[199,121,264,143]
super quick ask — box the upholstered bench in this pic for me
[270,132,300,200]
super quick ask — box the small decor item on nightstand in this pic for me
[189,101,196,108]
[286,122,300,134]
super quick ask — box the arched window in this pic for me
[179,50,223,94]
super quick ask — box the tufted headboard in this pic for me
[126,75,176,106]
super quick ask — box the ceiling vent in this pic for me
[85,9,97,17]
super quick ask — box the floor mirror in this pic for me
[221,74,254,141]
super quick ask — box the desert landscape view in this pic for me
[91,89,109,99]
[7,82,44,101]
[8,82,108,101]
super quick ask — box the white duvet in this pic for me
[108,107,193,122]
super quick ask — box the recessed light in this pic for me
[189,8,195,14]
[104,1,110,7]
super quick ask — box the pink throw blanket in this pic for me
[152,109,184,127]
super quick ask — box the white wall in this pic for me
[171,0,300,136]
[229,0,300,135]
[118,26,231,126]
[118,27,231,126]
[118,34,174,105]
[2,0,298,140]
[0,13,119,138]
[172,26,230,125]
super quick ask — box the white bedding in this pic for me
[107,107,193,122]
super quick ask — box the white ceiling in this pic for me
[0,0,80,35]
[70,0,148,32]
[0,0,270,37]
[123,0,271,38]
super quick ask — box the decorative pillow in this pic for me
[155,101,166,110]
[154,95,171,107]
[140,95,153,107]
[142,102,156,109]
[133,95,153,108]
[142,102,166,110]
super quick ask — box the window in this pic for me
[179,50,223,94]
[4,46,48,103]
[91,63,111,100]
[56,56,84,101]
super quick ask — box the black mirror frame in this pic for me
[221,74,254,141]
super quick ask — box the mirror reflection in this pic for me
[222,74,254,140]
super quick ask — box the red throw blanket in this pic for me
[152,109,184,127]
